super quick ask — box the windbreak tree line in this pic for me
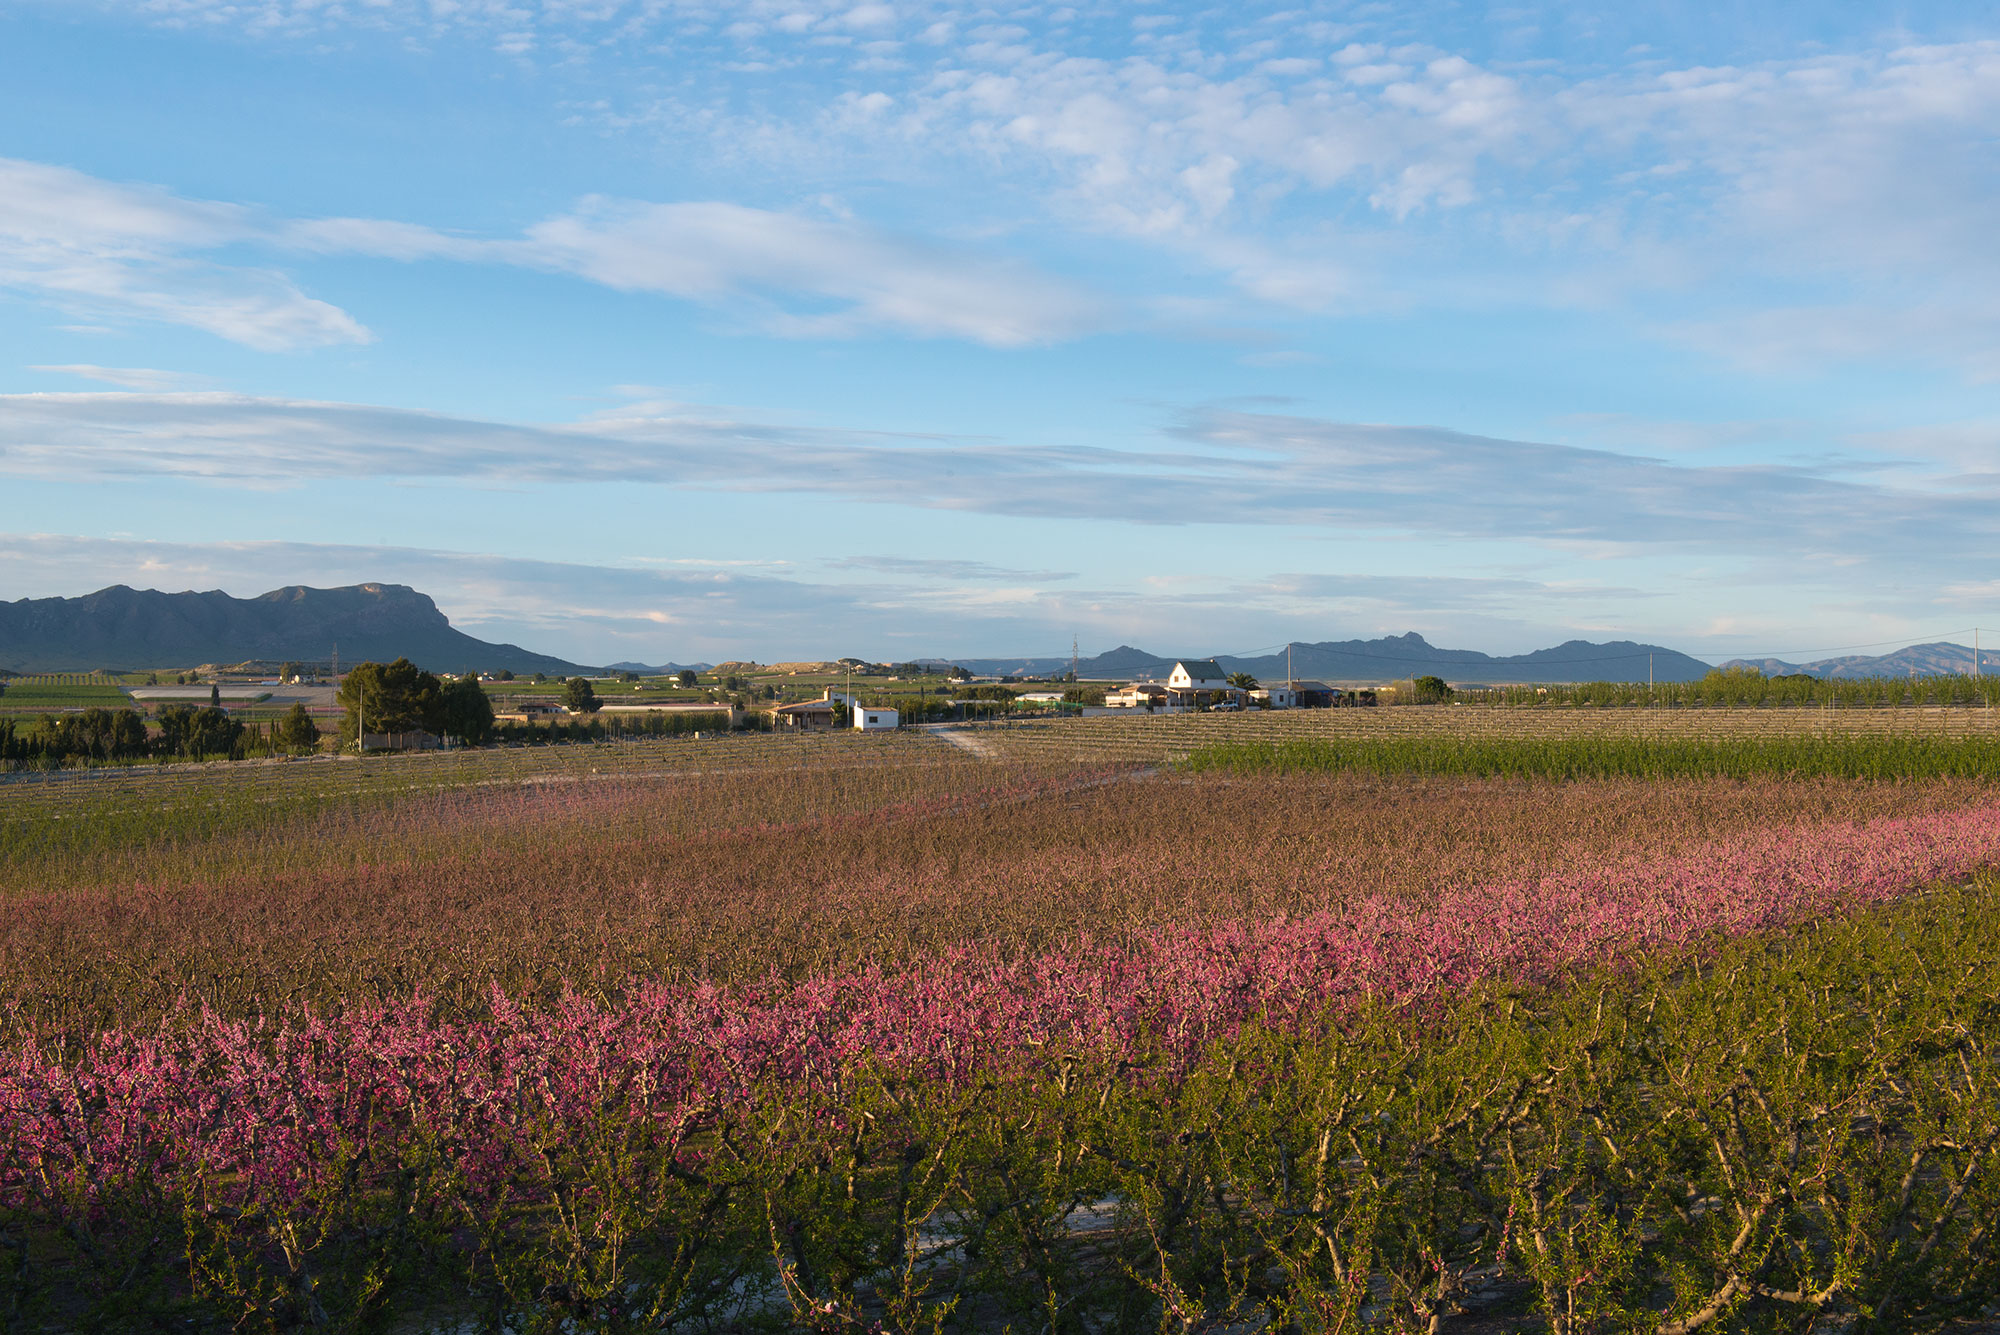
[0,704,322,766]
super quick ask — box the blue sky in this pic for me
[2,1,1998,664]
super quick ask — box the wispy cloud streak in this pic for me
[2,393,1992,567]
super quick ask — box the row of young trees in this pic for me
[0,703,323,766]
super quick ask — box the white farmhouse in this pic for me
[1164,660,1243,710]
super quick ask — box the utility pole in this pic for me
[1649,653,1654,691]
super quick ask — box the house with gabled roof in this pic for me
[1162,659,1243,710]
[1168,660,1226,690]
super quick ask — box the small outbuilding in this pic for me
[769,700,837,730]
[853,706,899,731]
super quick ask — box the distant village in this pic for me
[457,657,1378,736]
[727,658,1376,733]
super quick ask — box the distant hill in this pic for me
[1721,641,1999,680]
[0,583,585,675]
[954,634,1711,685]
[605,660,714,675]
[1224,634,1713,685]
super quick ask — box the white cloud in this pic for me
[5,391,1996,576]
[28,16,2000,371]
[28,364,199,390]
[510,197,1105,345]
[0,157,1104,349]
[831,555,1076,581]
[0,159,371,350]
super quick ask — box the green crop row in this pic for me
[1183,731,2000,781]
[0,683,132,708]
[1472,672,2000,710]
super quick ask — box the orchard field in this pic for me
[3,712,1999,1331]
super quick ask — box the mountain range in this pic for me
[953,633,1716,685]
[11,582,1987,685]
[604,660,714,675]
[0,584,583,675]
[1720,642,2000,680]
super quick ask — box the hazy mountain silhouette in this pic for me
[1722,641,2000,680]
[0,583,584,675]
[953,633,1714,684]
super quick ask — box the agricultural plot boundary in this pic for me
[936,704,2000,765]
[0,728,944,824]
[12,706,2000,819]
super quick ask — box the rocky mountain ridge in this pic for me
[0,583,584,675]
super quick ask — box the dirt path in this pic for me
[921,723,1003,759]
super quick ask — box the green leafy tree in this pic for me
[1226,672,1259,691]
[338,658,446,746]
[278,661,304,682]
[496,669,515,682]
[275,702,320,752]
[209,681,221,708]
[1411,674,1453,704]
[676,670,698,688]
[107,709,148,758]
[40,708,150,761]
[440,676,496,744]
[564,676,601,714]
[157,703,244,758]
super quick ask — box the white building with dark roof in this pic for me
[1168,659,1226,690]
[1162,659,1242,710]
